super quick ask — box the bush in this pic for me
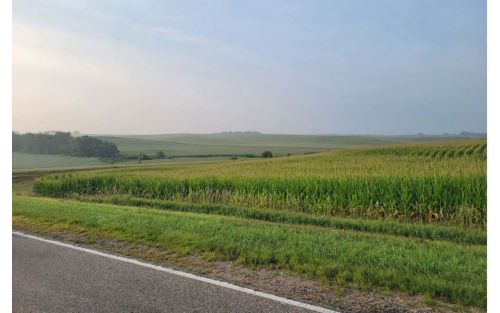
[138,153,151,161]
[262,151,273,158]
[156,151,166,159]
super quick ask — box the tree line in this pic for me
[12,132,120,158]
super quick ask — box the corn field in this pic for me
[33,139,487,226]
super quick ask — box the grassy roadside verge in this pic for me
[68,194,486,245]
[13,195,486,308]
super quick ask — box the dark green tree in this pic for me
[13,132,119,158]
[262,151,273,158]
[155,151,166,159]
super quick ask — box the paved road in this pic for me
[12,234,319,313]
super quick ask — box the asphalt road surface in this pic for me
[13,233,330,313]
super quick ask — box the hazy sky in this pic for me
[13,0,486,135]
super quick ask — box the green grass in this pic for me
[33,139,487,226]
[12,195,486,308]
[12,152,109,171]
[69,194,486,245]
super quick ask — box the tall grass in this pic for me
[71,194,487,245]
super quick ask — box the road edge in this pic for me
[12,230,339,313]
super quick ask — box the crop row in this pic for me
[33,174,486,226]
[360,141,485,159]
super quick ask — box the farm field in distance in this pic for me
[13,133,461,171]
[13,138,487,311]
[13,133,463,171]
[12,152,237,173]
[94,133,462,157]
[12,152,109,170]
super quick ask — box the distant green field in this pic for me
[12,152,238,172]
[14,133,475,170]
[12,152,109,171]
[95,133,462,157]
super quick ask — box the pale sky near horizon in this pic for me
[13,0,486,135]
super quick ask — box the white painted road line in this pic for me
[13,231,340,313]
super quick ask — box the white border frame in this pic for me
[487,0,498,311]
[0,0,13,310]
